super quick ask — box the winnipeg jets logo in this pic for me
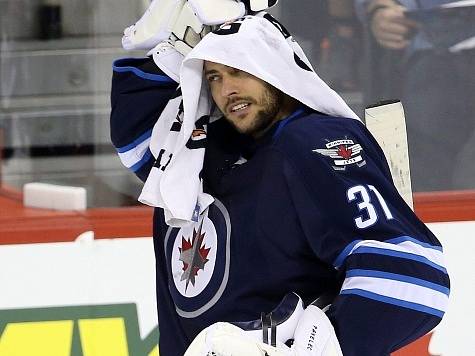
[313,138,366,171]
[166,199,230,317]
[170,213,219,299]
[179,219,211,292]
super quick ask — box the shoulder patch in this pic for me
[312,138,366,171]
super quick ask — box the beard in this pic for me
[224,83,285,138]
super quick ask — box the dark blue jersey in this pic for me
[110,59,449,356]
[110,57,178,182]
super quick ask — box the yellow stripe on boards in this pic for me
[0,320,73,356]
[148,345,160,356]
[78,318,129,356]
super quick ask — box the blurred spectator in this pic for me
[355,0,475,192]
[279,0,362,91]
[320,0,362,91]
[277,0,330,63]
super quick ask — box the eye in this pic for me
[206,74,221,83]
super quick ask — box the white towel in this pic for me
[139,14,360,227]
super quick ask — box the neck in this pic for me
[275,95,300,123]
[250,92,300,139]
[252,96,300,139]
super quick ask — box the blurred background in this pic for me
[1,0,474,209]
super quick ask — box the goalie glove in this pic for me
[170,1,280,56]
[122,1,281,81]
[122,0,246,52]
[122,0,185,51]
[121,0,281,52]
[147,40,183,82]
[123,0,246,81]
[183,303,343,356]
[144,0,209,82]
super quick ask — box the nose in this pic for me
[220,76,239,98]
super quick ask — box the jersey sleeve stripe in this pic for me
[116,129,153,153]
[117,136,152,169]
[113,60,175,83]
[351,247,447,273]
[346,269,450,296]
[334,237,446,273]
[340,289,445,317]
[341,277,450,312]
[130,148,153,172]
[334,239,363,268]
[386,236,443,251]
[341,273,449,315]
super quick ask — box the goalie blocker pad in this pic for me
[231,290,338,346]
[183,292,343,356]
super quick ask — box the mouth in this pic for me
[227,102,252,116]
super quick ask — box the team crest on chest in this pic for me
[312,138,366,171]
[165,199,231,318]
[178,220,210,291]
[172,216,216,297]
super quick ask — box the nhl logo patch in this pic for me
[313,138,366,171]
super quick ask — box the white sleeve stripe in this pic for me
[352,240,445,270]
[386,236,443,251]
[341,276,449,315]
[117,137,152,168]
[334,238,446,272]
[346,269,449,295]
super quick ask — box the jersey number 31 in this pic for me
[347,185,394,229]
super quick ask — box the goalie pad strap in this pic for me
[232,292,303,345]
[261,312,269,344]
[271,313,277,347]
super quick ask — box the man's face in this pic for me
[204,61,294,138]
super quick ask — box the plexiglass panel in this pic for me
[0,0,149,207]
[1,0,473,210]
